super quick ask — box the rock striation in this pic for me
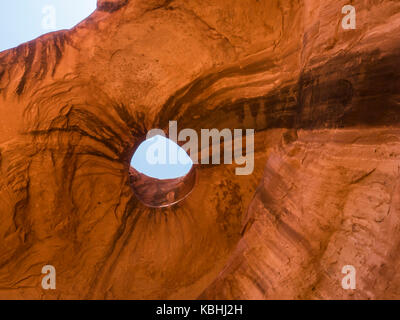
[0,0,399,299]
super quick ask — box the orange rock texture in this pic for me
[0,0,399,299]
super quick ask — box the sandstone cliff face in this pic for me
[202,129,400,299]
[0,0,399,299]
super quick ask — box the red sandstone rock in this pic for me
[129,166,196,207]
[0,0,399,299]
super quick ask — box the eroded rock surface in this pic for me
[0,0,399,299]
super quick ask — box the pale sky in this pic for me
[130,135,193,180]
[0,0,97,52]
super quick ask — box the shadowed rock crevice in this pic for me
[97,0,129,13]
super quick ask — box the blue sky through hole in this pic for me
[130,135,193,180]
[0,0,97,52]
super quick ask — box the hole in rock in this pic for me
[0,0,97,52]
[129,135,196,208]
